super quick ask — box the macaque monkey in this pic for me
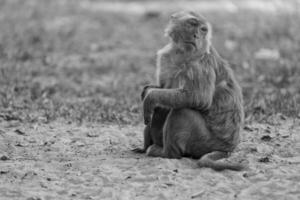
[134,11,244,171]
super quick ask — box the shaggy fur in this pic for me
[134,11,244,171]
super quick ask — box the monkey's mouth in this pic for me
[184,41,197,49]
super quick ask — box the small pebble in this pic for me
[258,157,270,163]
[260,135,272,141]
[0,155,9,161]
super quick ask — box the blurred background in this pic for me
[0,0,299,125]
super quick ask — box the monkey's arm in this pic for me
[141,85,161,101]
[143,88,209,124]
[143,68,216,124]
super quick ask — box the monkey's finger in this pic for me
[141,85,153,101]
[141,89,147,101]
[144,117,150,125]
[144,113,152,125]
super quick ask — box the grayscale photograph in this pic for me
[0,0,299,199]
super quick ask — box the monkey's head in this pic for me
[165,11,212,53]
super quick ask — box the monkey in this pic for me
[133,11,244,171]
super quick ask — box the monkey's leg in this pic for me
[132,124,152,153]
[197,151,244,171]
[132,107,170,154]
[147,109,191,159]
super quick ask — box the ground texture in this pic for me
[0,117,300,200]
[0,0,300,199]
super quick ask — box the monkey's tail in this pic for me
[197,151,244,171]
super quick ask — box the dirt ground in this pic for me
[0,115,300,200]
[0,0,300,199]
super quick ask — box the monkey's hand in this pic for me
[141,85,160,101]
[143,90,157,125]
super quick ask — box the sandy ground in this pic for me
[0,1,300,199]
[0,116,299,200]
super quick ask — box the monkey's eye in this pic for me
[187,19,199,27]
[200,26,208,33]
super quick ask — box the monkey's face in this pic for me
[165,11,211,53]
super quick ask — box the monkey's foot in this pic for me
[131,148,146,154]
[146,144,164,157]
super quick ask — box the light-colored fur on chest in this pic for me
[156,44,203,89]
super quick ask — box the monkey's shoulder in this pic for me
[156,44,174,68]
[157,44,173,57]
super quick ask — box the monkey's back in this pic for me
[205,58,244,151]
